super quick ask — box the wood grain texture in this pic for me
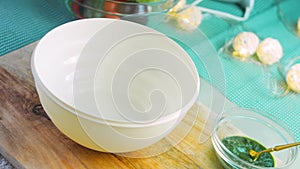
[0,42,224,169]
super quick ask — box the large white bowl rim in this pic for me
[32,18,200,125]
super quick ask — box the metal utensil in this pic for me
[249,142,300,161]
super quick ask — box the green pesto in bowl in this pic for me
[222,136,275,167]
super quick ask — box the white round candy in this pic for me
[256,38,283,65]
[233,32,260,58]
[169,0,186,13]
[175,6,202,31]
[286,63,300,93]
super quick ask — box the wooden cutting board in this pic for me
[0,42,233,169]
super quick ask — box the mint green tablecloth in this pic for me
[0,0,74,56]
[196,0,300,142]
[0,0,299,141]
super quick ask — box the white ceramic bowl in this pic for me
[31,18,199,152]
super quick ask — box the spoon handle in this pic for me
[273,142,300,151]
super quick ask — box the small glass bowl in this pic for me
[277,0,300,37]
[65,0,178,19]
[278,56,300,79]
[211,107,298,169]
[265,56,300,97]
[217,23,264,65]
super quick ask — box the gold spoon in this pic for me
[249,142,300,161]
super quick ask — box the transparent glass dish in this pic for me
[212,107,298,169]
[65,0,179,19]
[277,0,300,37]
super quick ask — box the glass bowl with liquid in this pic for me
[211,107,298,169]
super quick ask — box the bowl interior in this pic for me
[32,18,115,106]
[73,19,199,123]
[32,18,199,123]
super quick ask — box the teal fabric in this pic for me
[195,0,244,17]
[0,0,299,141]
[0,0,74,56]
[195,0,300,141]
